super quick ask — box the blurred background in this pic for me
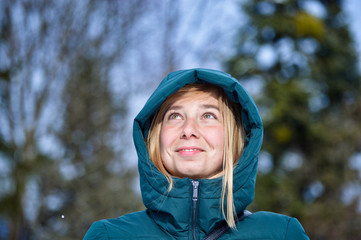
[0,0,360,239]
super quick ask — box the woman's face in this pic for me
[160,91,225,179]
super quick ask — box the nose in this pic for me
[181,119,200,139]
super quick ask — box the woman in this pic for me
[84,68,309,239]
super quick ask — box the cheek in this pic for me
[214,127,225,167]
[208,126,225,148]
[160,126,174,150]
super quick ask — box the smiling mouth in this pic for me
[176,148,204,156]
[177,148,202,152]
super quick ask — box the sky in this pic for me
[345,0,361,70]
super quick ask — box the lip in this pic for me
[176,146,204,156]
[176,146,204,151]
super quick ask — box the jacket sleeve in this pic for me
[83,221,108,240]
[285,217,310,240]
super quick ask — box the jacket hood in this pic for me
[133,68,263,237]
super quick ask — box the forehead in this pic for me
[168,91,219,107]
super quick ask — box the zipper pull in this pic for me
[192,180,199,201]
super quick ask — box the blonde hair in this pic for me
[147,83,245,228]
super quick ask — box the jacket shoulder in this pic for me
[83,210,170,240]
[83,220,108,240]
[222,211,309,240]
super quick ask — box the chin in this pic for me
[176,171,203,179]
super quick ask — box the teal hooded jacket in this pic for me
[83,69,309,240]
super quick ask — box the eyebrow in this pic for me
[201,104,220,111]
[166,104,220,112]
[167,105,182,111]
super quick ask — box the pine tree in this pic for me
[227,1,361,239]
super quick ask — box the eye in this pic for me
[168,112,182,120]
[202,113,216,119]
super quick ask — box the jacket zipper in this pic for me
[192,180,199,240]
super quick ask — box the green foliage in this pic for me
[227,0,361,239]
